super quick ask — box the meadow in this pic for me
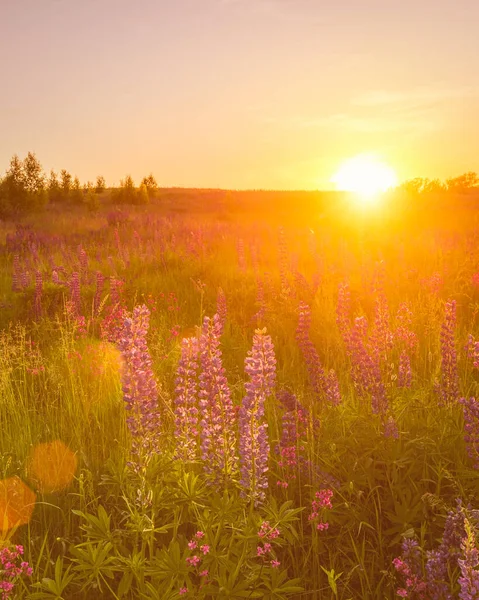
[1,190,479,599]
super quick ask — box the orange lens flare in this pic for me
[0,477,36,532]
[27,441,78,493]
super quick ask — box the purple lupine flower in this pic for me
[438,299,459,406]
[426,499,465,599]
[395,302,418,351]
[216,287,227,333]
[93,271,105,316]
[78,245,88,282]
[69,272,81,316]
[458,518,479,599]
[12,255,21,292]
[296,301,325,400]
[398,351,412,388]
[239,328,276,505]
[33,271,43,319]
[117,305,161,471]
[466,335,479,370]
[174,336,200,461]
[393,538,427,599]
[324,369,342,406]
[369,284,393,362]
[110,276,123,307]
[459,397,479,469]
[348,316,388,415]
[20,268,30,289]
[198,313,238,482]
[383,414,399,439]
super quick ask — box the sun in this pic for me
[331,155,398,203]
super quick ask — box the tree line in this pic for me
[0,152,158,217]
[399,172,479,196]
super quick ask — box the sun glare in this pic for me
[331,155,398,203]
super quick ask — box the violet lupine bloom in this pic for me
[324,369,341,406]
[458,518,479,599]
[426,499,466,599]
[459,397,479,469]
[466,335,479,370]
[117,305,161,471]
[392,538,427,599]
[438,299,459,406]
[198,313,238,482]
[78,245,88,282]
[348,317,388,416]
[12,255,21,292]
[239,328,276,505]
[216,287,227,333]
[296,302,325,400]
[369,288,393,362]
[398,351,412,388]
[33,271,43,319]
[174,336,200,461]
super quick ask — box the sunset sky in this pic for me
[2,0,478,190]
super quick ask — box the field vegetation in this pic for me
[1,153,479,598]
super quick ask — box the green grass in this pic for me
[1,199,479,598]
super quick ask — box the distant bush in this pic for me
[136,183,150,205]
[0,152,47,217]
[95,175,106,194]
[141,173,158,199]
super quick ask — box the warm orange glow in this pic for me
[27,441,78,493]
[0,477,36,532]
[331,155,398,203]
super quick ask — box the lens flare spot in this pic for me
[0,477,36,532]
[27,441,78,493]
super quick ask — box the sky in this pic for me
[1,0,478,190]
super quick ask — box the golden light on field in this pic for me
[26,441,78,493]
[331,155,398,204]
[0,476,36,532]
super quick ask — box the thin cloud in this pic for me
[352,86,477,108]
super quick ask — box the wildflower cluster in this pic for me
[458,518,479,599]
[117,305,161,471]
[239,328,276,505]
[198,313,237,481]
[438,299,459,405]
[308,489,333,531]
[393,539,427,599]
[257,521,281,568]
[0,545,33,599]
[174,337,200,461]
[459,397,479,469]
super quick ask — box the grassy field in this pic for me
[1,191,479,598]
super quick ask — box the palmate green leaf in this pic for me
[147,540,190,581]
[70,540,118,584]
[175,470,208,506]
[260,568,305,599]
[29,557,75,599]
[117,570,134,599]
[71,505,118,545]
